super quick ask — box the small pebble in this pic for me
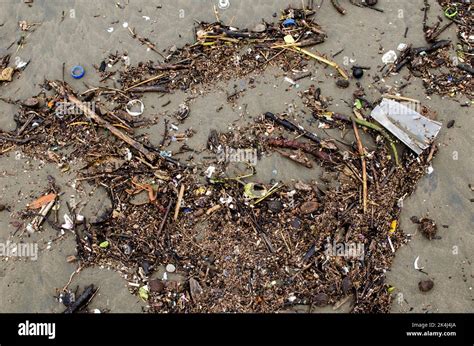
[313,293,329,306]
[300,201,319,214]
[0,204,5,212]
[447,119,455,128]
[336,79,350,88]
[418,279,434,292]
[149,279,165,293]
[166,264,176,273]
[352,67,364,79]
[267,200,283,213]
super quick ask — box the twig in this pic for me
[173,184,185,221]
[331,0,346,14]
[352,117,399,166]
[158,199,173,236]
[124,73,165,92]
[352,120,367,214]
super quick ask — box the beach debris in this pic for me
[166,264,176,273]
[381,50,397,64]
[336,79,350,88]
[331,0,346,14]
[27,193,56,209]
[281,35,348,79]
[397,43,408,51]
[0,67,14,82]
[352,67,364,79]
[418,217,437,240]
[189,277,203,300]
[414,256,424,271]
[61,214,74,230]
[418,279,434,292]
[63,285,97,313]
[138,286,149,301]
[149,279,165,293]
[313,293,329,306]
[447,120,455,128]
[99,241,109,248]
[50,81,157,162]
[264,112,320,144]
[300,201,319,214]
[0,4,448,314]
[125,99,144,117]
[370,98,442,155]
[71,65,85,79]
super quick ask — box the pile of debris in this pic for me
[392,0,473,98]
[0,4,445,313]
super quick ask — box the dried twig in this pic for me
[352,120,367,213]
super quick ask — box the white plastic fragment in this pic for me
[397,43,408,51]
[61,214,74,230]
[166,264,176,273]
[381,50,397,64]
[414,256,424,270]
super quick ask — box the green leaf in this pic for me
[99,241,109,248]
[139,286,149,300]
[354,99,363,110]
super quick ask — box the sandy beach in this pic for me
[0,0,472,313]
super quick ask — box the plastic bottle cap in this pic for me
[71,65,85,79]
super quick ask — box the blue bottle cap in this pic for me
[71,65,85,79]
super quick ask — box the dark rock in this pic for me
[23,97,39,108]
[267,200,283,213]
[447,120,455,128]
[290,217,302,229]
[0,204,5,212]
[336,79,350,88]
[149,279,165,293]
[418,279,434,292]
[189,277,203,300]
[342,276,352,294]
[252,23,266,33]
[365,0,377,6]
[141,261,151,275]
[300,201,319,214]
[313,293,329,306]
[99,61,106,72]
[352,67,364,79]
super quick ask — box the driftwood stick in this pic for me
[331,0,346,14]
[63,284,97,314]
[267,137,335,163]
[173,184,185,221]
[352,120,367,214]
[265,112,320,144]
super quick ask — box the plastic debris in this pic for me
[381,50,397,64]
[370,98,442,155]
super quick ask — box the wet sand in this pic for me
[0,0,472,312]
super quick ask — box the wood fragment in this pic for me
[173,184,185,221]
[352,120,367,213]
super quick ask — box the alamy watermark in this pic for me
[55,99,96,119]
[216,146,258,166]
[324,239,365,260]
[0,241,38,261]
